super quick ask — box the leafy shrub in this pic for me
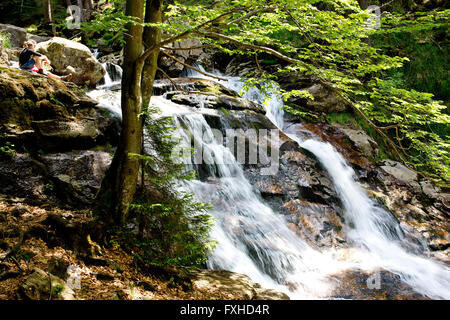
[109,108,216,268]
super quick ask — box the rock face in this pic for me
[0,24,27,48]
[293,122,450,261]
[192,269,289,300]
[40,151,112,203]
[19,268,75,300]
[159,38,203,77]
[36,37,106,86]
[329,269,430,300]
[0,40,8,66]
[0,66,118,151]
[224,57,348,113]
[0,66,117,205]
[335,124,379,158]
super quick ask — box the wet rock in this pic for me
[166,91,264,114]
[329,269,429,300]
[154,78,239,97]
[36,37,106,86]
[19,268,75,300]
[191,269,289,300]
[283,200,345,248]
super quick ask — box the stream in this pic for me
[88,64,450,299]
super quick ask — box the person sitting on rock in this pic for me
[19,40,72,81]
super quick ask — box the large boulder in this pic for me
[0,66,119,151]
[191,269,289,300]
[335,124,379,158]
[159,38,204,77]
[0,24,27,48]
[40,151,112,203]
[36,37,106,86]
[0,39,8,66]
[19,268,75,300]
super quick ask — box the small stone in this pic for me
[19,268,75,300]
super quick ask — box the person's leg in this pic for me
[34,57,44,69]
[46,72,61,80]
[34,56,72,81]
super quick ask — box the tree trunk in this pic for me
[43,0,56,35]
[77,0,86,22]
[142,0,163,104]
[43,0,51,23]
[83,0,93,20]
[357,0,370,9]
[97,0,144,225]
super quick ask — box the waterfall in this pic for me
[216,72,450,299]
[89,63,450,299]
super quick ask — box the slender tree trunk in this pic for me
[43,0,56,35]
[83,0,93,20]
[142,0,163,104]
[43,0,51,22]
[77,0,86,22]
[97,0,144,225]
[357,0,369,9]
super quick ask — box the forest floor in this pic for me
[0,196,230,300]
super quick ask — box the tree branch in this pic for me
[161,44,215,51]
[157,67,220,96]
[160,49,227,81]
[195,30,407,164]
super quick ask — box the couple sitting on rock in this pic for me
[19,39,72,81]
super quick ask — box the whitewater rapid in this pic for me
[88,64,450,299]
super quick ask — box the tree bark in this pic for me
[83,0,93,20]
[97,0,145,225]
[357,0,370,10]
[43,0,52,23]
[43,0,56,35]
[142,0,163,105]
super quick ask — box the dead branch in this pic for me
[157,67,222,97]
[161,44,215,51]
[160,49,227,81]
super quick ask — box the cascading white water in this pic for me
[178,65,450,299]
[171,113,355,299]
[90,64,450,299]
[215,72,450,299]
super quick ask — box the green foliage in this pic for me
[89,1,448,181]
[78,0,131,48]
[110,108,215,268]
[0,142,16,158]
[0,32,12,49]
[52,284,65,296]
[372,12,449,100]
